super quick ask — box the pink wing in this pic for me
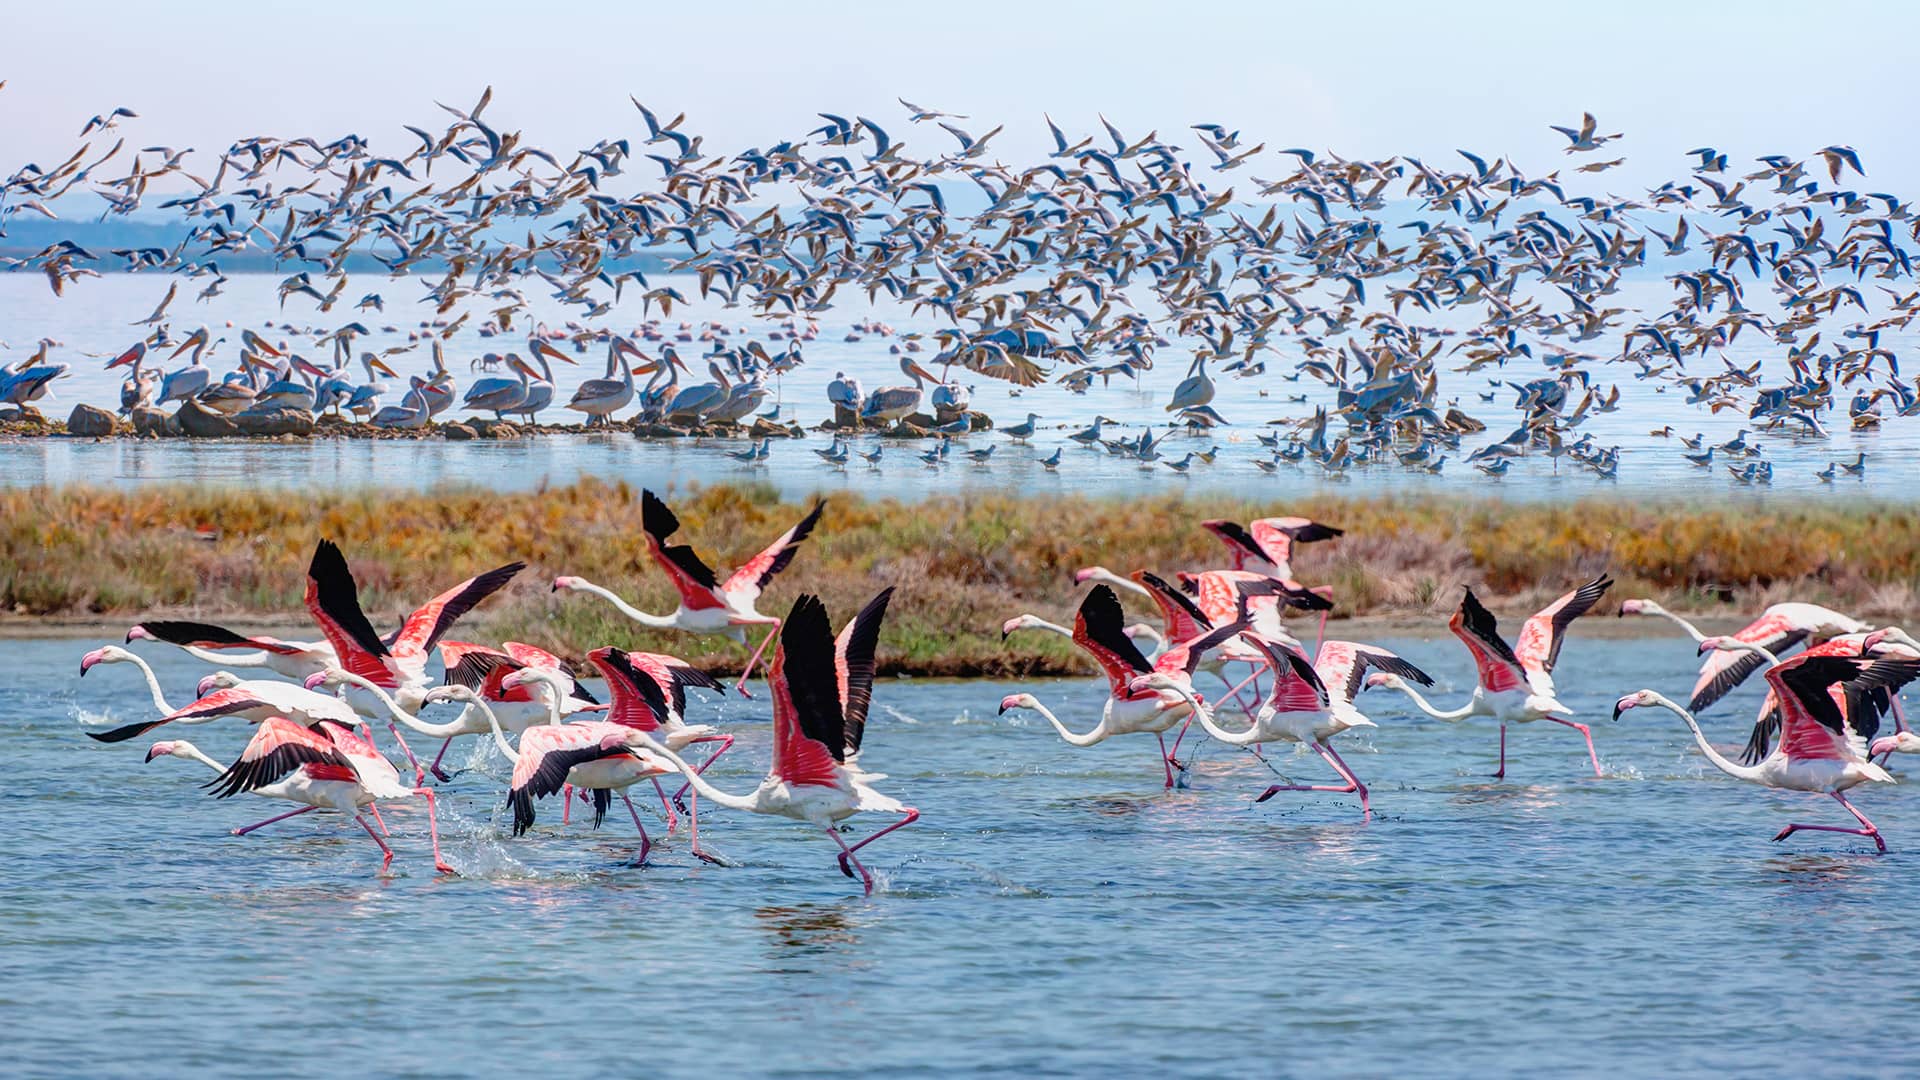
[723,500,824,602]
[1513,575,1612,675]
[388,561,525,658]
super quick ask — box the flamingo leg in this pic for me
[356,814,395,869]
[1546,716,1603,777]
[383,721,425,785]
[1166,713,1196,766]
[428,737,455,783]
[620,793,653,865]
[232,804,316,836]
[826,825,875,895]
[1492,723,1506,779]
[1878,697,1909,767]
[837,808,920,881]
[734,619,781,698]
[413,788,454,874]
[563,782,573,826]
[651,777,680,834]
[1255,742,1370,816]
[670,734,734,812]
[686,787,724,865]
[368,803,390,837]
[1774,792,1887,854]
[1157,732,1176,789]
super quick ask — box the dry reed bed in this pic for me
[3,481,1916,676]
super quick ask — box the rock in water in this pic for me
[442,423,477,441]
[66,404,119,437]
[234,406,315,437]
[175,400,239,437]
[130,406,172,436]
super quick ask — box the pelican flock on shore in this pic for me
[0,93,1917,485]
[70,491,1920,889]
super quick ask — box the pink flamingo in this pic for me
[148,716,452,873]
[1000,584,1249,789]
[551,490,823,696]
[1372,577,1612,778]
[123,619,337,680]
[625,592,917,895]
[1615,652,1920,853]
[79,645,360,742]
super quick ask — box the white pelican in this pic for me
[463,353,536,419]
[157,327,217,405]
[565,336,648,426]
[860,356,942,424]
[513,336,576,423]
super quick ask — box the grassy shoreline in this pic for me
[5,481,1916,676]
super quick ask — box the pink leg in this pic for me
[387,721,425,786]
[1774,791,1887,854]
[413,788,455,873]
[734,620,781,698]
[428,738,455,783]
[670,734,734,811]
[1254,742,1370,816]
[563,782,573,825]
[839,808,918,872]
[1157,733,1175,789]
[620,792,653,865]
[1547,716,1602,777]
[1878,698,1908,767]
[368,803,390,837]
[356,813,395,869]
[232,804,316,836]
[1492,723,1506,779]
[1218,665,1266,718]
[826,825,875,895]
[687,786,723,865]
[1167,713,1196,763]
[651,777,681,834]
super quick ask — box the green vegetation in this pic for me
[4,481,1917,675]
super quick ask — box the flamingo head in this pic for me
[1696,635,1730,656]
[196,672,242,698]
[551,575,583,593]
[124,624,155,643]
[303,668,347,692]
[1612,689,1659,721]
[1072,565,1118,586]
[1617,598,1653,617]
[998,693,1039,715]
[1365,672,1402,691]
[79,646,132,675]
[1001,614,1043,640]
[1863,628,1891,652]
[144,741,181,763]
[1127,672,1183,698]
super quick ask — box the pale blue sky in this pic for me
[5,0,1917,191]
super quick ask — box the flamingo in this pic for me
[582,646,731,819]
[999,584,1248,789]
[1615,652,1920,853]
[1200,516,1344,581]
[79,645,359,742]
[149,716,452,872]
[1136,636,1434,816]
[1682,603,1870,714]
[125,619,337,680]
[425,683,678,865]
[303,539,523,777]
[1373,577,1613,778]
[624,592,917,895]
[552,489,823,695]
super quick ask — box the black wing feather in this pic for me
[1080,584,1152,674]
[781,594,847,763]
[309,539,391,659]
[1459,588,1521,666]
[419,562,526,654]
[839,587,894,757]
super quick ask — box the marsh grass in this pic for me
[5,481,1916,675]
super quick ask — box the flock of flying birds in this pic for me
[3,91,1917,482]
[68,493,1920,888]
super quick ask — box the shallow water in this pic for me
[1,273,1910,499]
[9,634,1920,1076]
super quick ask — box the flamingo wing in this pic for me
[203,716,349,798]
[1513,574,1612,675]
[1154,618,1250,679]
[1243,634,1331,713]
[769,595,846,787]
[1200,519,1265,570]
[439,641,511,690]
[1249,516,1343,571]
[131,620,310,656]
[506,723,635,834]
[1316,641,1434,708]
[590,647,672,733]
[1738,638,1861,764]
[1133,570,1213,644]
[305,539,393,682]
[640,489,726,610]
[1073,584,1154,697]
[723,499,825,602]
[1689,612,1812,713]
[835,587,894,760]
[1768,655,1918,762]
[387,560,525,657]
[504,641,598,705]
[1450,589,1528,695]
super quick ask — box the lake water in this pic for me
[2,273,1913,500]
[10,633,1920,1077]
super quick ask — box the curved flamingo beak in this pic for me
[195,674,220,698]
[303,672,329,691]
[125,625,152,644]
[1617,599,1646,617]
[1863,629,1890,651]
[144,743,175,763]
[79,648,107,675]
[1696,638,1720,656]
[1612,697,1637,722]
[1870,736,1898,757]
[1000,617,1023,640]
[997,695,1024,715]
[551,576,575,592]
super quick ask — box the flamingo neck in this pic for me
[183,644,267,668]
[1390,681,1477,721]
[574,580,676,628]
[1643,605,1707,643]
[335,671,468,737]
[1026,698,1106,746]
[470,694,520,762]
[123,655,175,715]
[1650,694,1765,781]
[170,743,228,775]
[650,741,760,811]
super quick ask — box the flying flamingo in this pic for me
[1200,517,1344,581]
[1679,603,1869,714]
[304,538,524,777]
[1137,636,1433,816]
[583,646,730,815]
[1614,652,1920,852]
[629,592,917,895]
[124,619,337,680]
[426,683,679,866]
[79,645,360,742]
[411,640,605,780]
[1000,584,1248,789]
[552,489,823,695]
[1372,577,1613,778]
[1694,632,1917,766]
[148,716,452,872]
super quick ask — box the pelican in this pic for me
[705,370,769,424]
[827,371,864,416]
[371,376,433,429]
[513,336,576,423]
[1166,355,1215,413]
[565,336,648,426]
[463,353,536,419]
[0,341,70,414]
[343,353,401,419]
[105,342,156,415]
[860,356,942,424]
[253,356,332,411]
[157,327,217,405]
[420,342,457,418]
[667,359,730,424]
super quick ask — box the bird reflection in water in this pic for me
[756,903,864,955]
